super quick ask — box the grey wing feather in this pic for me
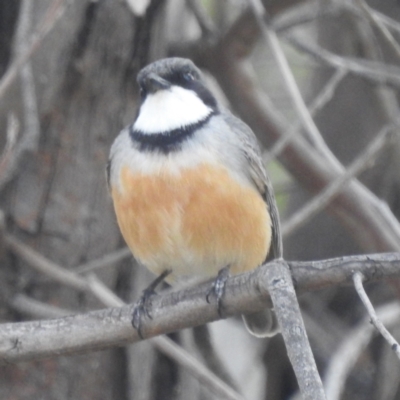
[224,111,283,260]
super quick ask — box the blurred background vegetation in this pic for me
[1,0,400,399]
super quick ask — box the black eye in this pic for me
[183,72,195,82]
[139,86,145,98]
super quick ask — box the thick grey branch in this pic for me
[264,260,326,399]
[1,253,400,363]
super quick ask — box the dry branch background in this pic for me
[1,0,400,399]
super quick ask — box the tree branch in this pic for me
[287,34,400,89]
[0,0,68,101]
[355,0,400,61]
[353,272,400,359]
[264,260,326,399]
[266,68,347,162]
[2,253,400,364]
[282,123,394,237]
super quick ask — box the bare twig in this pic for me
[75,247,132,274]
[306,69,347,117]
[287,35,400,89]
[10,293,73,319]
[353,7,400,124]
[0,0,68,102]
[353,272,400,360]
[371,9,400,35]
[86,273,126,308]
[0,0,43,190]
[271,1,339,33]
[0,114,19,179]
[355,0,400,61]
[339,0,400,36]
[248,0,340,170]
[15,0,40,151]
[4,234,88,291]
[266,68,347,161]
[282,123,394,237]
[324,302,400,400]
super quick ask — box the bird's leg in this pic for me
[132,269,171,338]
[206,265,231,317]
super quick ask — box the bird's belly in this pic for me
[111,163,271,282]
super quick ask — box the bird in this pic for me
[107,57,282,337]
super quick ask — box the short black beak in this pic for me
[145,73,171,93]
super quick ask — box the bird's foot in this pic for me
[206,265,230,318]
[132,269,171,338]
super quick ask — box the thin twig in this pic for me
[10,294,73,319]
[86,273,126,307]
[354,6,400,124]
[287,34,400,89]
[15,0,40,151]
[0,114,19,180]
[0,0,68,101]
[353,272,400,360]
[306,69,347,117]
[271,1,339,33]
[75,247,132,274]
[282,123,394,238]
[248,0,341,170]
[0,0,42,190]
[339,0,400,36]
[324,302,400,400]
[266,68,347,161]
[4,234,88,291]
[372,9,400,35]
[355,0,400,61]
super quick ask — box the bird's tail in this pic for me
[242,309,280,338]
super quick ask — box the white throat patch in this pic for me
[133,86,213,134]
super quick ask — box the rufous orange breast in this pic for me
[111,162,271,284]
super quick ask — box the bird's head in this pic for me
[133,58,218,135]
